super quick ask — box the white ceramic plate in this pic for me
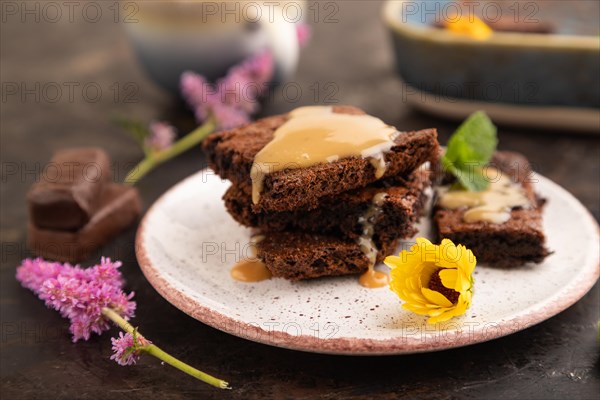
[136,169,599,355]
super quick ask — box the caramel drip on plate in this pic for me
[230,235,271,282]
[357,192,390,289]
[359,269,391,289]
[437,168,531,224]
[250,106,399,204]
[230,259,272,282]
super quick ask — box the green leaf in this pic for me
[441,111,498,191]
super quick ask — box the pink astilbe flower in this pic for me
[86,257,126,288]
[229,50,274,93]
[110,331,152,366]
[180,50,274,130]
[15,257,229,388]
[145,121,176,152]
[296,22,312,47]
[16,258,66,293]
[16,257,136,342]
[216,77,258,115]
[180,71,210,112]
[209,101,252,129]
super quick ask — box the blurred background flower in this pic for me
[180,50,274,129]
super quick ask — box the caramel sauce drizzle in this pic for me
[250,106,399,204]
[230,235,272,283]
[437,168,531,224]
[357,192,390,288]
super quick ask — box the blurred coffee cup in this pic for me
[123,0,304,93]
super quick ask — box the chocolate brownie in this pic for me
[203,106,439,212]
[433,151,550,267]
[224,169,430,241]
[257,232,401,281]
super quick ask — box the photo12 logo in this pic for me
[0,2,341,24]
[401,1,540,24]
[1,82,139,104]
[1,1,140,24]
[225,320,340,342]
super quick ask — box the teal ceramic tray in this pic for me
[383,0,599,132]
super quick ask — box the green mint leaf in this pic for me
[454,168,490,192]
[442,111,498,191]
[442,157,489,192]
[444,111,497,166]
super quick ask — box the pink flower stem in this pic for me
[101,307,230,389]
[125,117,217,185]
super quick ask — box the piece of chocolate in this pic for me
[27,148,111,231]
[28,184,142,263]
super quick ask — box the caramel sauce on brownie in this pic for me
[438,168,530,224]
[357,192,390,288]
[250,106,399,204]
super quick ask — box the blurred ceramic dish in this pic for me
[124,1,302,93]
[383,0,600,133]
[136,169,599,355]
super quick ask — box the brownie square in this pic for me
[224,168,431,242]
[433,151,550,267]
[203,105,439,213]
[257,232,401,281]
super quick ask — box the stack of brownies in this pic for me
[203,106,440,280]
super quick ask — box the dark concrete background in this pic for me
[1,1,598,399]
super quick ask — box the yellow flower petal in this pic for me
[419,262,439,288]
[438,268,457,290]
[387,237,477,324]
[383,256,403,269]
[428,310,456,324]
[445,14,493,41]
[403,303,431,315]
[421,288,453,307]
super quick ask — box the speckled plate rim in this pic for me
[136,169,599,355]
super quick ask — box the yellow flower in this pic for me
[384,238,476,324]
[444,14,493,41]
